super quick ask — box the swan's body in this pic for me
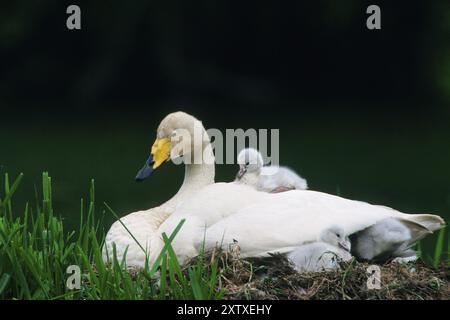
[235,148,308,192]
[287,226,352,272]
[103,167,212,267]
[104,111,445,269]
[158,185,443,264]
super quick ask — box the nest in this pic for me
[196,247,450,300]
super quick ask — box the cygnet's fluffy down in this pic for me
[287,226,353,273]
[351,218,423,262]
[235,148,308,192]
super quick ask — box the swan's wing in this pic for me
[204,190,444,258]
[204,196,387,257]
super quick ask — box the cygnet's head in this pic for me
[236,148,264,180]
[320,226,351,252]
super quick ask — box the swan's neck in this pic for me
[148,142,215,263]
[163,142,215,209]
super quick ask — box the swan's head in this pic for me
[320,226,351,252]
[136,111,209,181]
[236,148,263,180]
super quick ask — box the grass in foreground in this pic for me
[0,172,448,300]
[0,172,224,299]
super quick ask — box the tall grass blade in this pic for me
[433,227,446,268]
[104,202,147,255]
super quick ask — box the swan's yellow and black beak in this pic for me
[135,138,171,181]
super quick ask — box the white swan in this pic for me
[287,226,352,272]
[102,112,215,268]
[142,114,444,266]
[105,111,445,268]
[235,147,308,192]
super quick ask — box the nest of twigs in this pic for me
[196,246,450,300]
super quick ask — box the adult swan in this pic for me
[103,112,215,267]
[105,111,445,267]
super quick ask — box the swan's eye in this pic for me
[245,162,249,166]
[336,234,341,238]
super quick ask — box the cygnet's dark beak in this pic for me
[236,166,247,180]
[339,240,351,252]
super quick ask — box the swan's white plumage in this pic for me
[104,111,445,268]
[199,190,396,257]
[154,185,444,264]
[103,209,165,267]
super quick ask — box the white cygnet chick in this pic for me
[287,226,353,273]
[351,218,418,263]
[235,148,308,193]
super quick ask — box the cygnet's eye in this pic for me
[336,234,341,238]
[245,161,249,166]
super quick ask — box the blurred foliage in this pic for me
[0,0,450,114]
[429,1,450,103]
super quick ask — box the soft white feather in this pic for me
[235,148,308,192]
[155,184,444,265]
[259,166,308,191]
[287,226,352,272]
[350,218,428,261]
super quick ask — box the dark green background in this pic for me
[1,1,449,256]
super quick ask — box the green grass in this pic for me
[416,227,449,268]
[0,172,224,300]
[0,172,447,300]
[433,227,447,268]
